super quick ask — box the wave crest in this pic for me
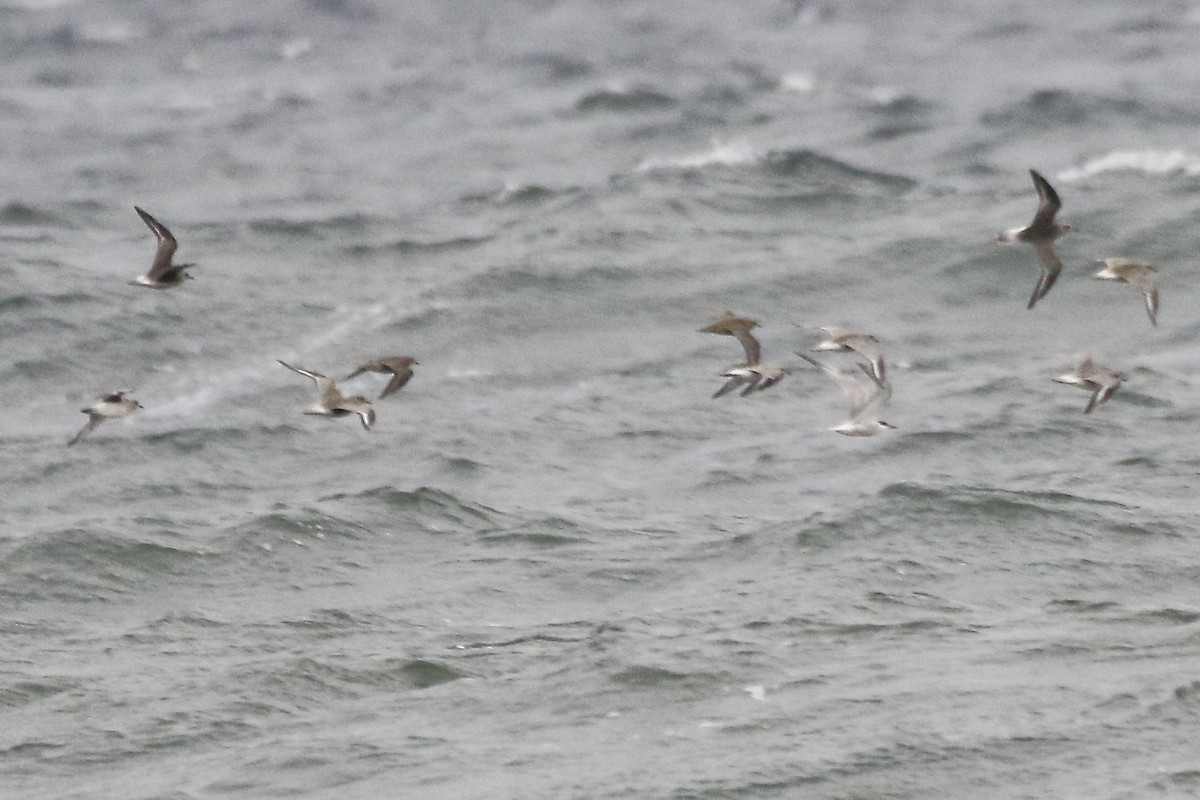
[1058,150,1200,181]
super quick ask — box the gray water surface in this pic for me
[3,1,1200,798]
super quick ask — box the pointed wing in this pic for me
[379,368,414,399]
[713,369,754,398]
[842,334,886,384]
[66,415,102,447]
[1144,285,1159,326]
[1027,241,1063,309]
[731,327,761,365]
[737,371,766,396]
[1028,169,1061,230]
[135,207,179,280]
[336,397,375,429]
[797,353,875,413]
[278,359,337,400]
[700,313,760,364]
[1084,380,1116,414]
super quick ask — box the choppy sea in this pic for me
[4,1,1200,798]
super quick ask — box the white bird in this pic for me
[997,169,1071,310]
[813,326,886,384]
[278,360,376,429]
[131,207,196,288]
[1093,258,1159,327]
[1052,356,1124,415]
[67,391,142,446]
[797,353,894,436]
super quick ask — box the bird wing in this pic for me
[135,207,179,280]
[843,334,886,384]
[1027,241,1063,309]
[1144,285,1159,326]
[731,327,761,365]
[379,368,414,399]
[798,353,875,413]
[1084,378,1120,414]
[278,359,336,398]
[66,414,102,447]
[1028,169,1062,230]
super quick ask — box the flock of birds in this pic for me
[68,167,1160,444]
[698,168,1159,435]
[67,207,420,446]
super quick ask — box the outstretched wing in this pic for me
[1027,241,1062,309]
[135,207,179,280]
[278,359,337,401]
[1028,169,1062,230]
[379,368,414,399]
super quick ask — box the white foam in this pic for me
[779,72,817,94]
[280,37,314,61]
[636,140,762,172]
[1057,149,1200,181]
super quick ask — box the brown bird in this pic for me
[700,311,786,398]
[997,169,1072,310]
[1093,258,1159,326]
[344,356,419,400]
[1052,356,1124,415]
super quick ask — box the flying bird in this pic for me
[1052,356,1124,415]
[997,169,1072,310]
[797,353,894,436]
[1093,258,1159,326]
[700,311,786,398]
[345,356,419,400]
[278,360,376,429]
[813,326,886,385]
[67,390,142,446]
[131,206,196,288]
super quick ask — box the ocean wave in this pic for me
[0,201,63,225]
[575,84,677,113]
[981,89,1188,130]
[247,213,373,238]
[319,485,503,534]
[343,233,493,258]
[636,140,762,172]
[1057,150,1200,181]
[458,263,638,298]
[480,515,593,548]
[797,481,1164,548]
[0,529,208,605]
[246,656,466,710]
[635,143,916,191]
[460,180,587,208]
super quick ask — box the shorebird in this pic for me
[1093,258,1159,326]
[67,391,142,446]
[1052,356,1124,415]
[700,311,786,398]
[278,360,376,429]
[797,353,894,436]
[813,326,886,384]
[131,206,195,288]
[345,356,418,400]
[997,169,1071,310]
